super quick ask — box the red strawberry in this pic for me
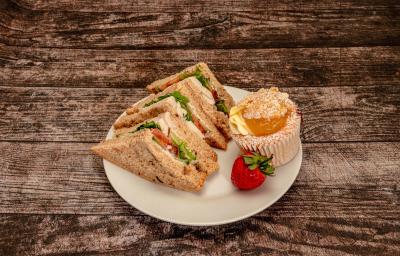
[231,151,275,190]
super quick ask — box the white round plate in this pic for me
[104,86,302,226]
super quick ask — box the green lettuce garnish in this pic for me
[215,100,228,115]
[180,67,229,115]
[179,67,212,91]
[133,121,161,132]
[144,91,193,121]
[171,135,196,164]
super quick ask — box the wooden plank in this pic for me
[1,4,399,49]
[341,47,400,86]
[0,46,340,88]
[10,0,400,12]
[1,46,399,88]
[0,141,398,216]
[0,85,399,143]
[0,214,398,255]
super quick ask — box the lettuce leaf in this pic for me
[180,67,212,91]
[171,135,197,164]
[144,91,193,121]
[134,121,161,132]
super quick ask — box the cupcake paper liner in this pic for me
[232,115,301,167]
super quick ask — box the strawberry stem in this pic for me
[242,152,275,176]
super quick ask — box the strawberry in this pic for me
[231,151,275,190]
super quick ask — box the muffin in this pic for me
[229,87,301,167]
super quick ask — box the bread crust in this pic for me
[161,81,228,150]
[146,64,197,93]
[179,77,232,140]
[91,130,207,192]
[124,82,228,150]
[166,113,219,176]
[113,105,219,175]
[146,62,235,112]
[196,62,235,110]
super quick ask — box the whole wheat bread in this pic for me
[146,62,235,110]
[124,82,228,150]
[113,109,219,175]
[165,77,232,140]
[91,129,207,192]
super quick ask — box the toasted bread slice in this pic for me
[91,129,207,192]
[124,83,228,150]
[113,111,218,175]
[147,62,235,110]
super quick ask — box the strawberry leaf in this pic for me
[262,165,275,176]
[242,152,275,175]
[243,156,254,165]
[248,163,258,170]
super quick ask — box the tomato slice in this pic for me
[151,129,171,146]
[191,115,207,134]
[151,129,178,155]
[211,89,219,101]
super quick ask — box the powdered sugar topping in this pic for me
[239,87,295,120]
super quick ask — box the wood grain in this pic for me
[0,141,398,216]
[1,46,399,88]
[10,0,400,12]
[1,3,399,49]
[0,85,399,143]
[0,214,398,255]
[0,0,399,253]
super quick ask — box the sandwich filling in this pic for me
[116,116,197,165]
[189,77,215,105]
[152,129,196,165]
[154,65,229,115]
[143,91,208,138]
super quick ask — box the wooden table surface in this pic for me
[1,0,399,255]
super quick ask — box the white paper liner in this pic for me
[232,116,301,167]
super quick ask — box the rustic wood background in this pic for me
[0,0,399,255]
